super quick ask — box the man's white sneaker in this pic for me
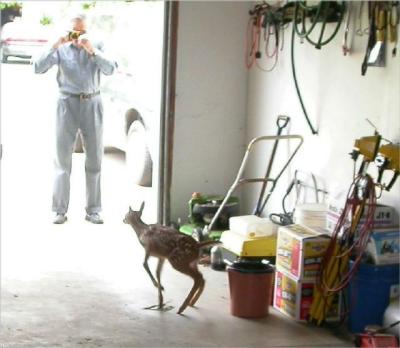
[53,214,67,224]
[85,213,104,224]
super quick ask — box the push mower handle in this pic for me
[277,115,290,131]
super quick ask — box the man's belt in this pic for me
[61,91,100,100]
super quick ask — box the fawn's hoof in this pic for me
[177,306,186,315]
[143,303,173,312]
[144,304,164,310]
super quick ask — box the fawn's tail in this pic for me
[198,240,221,249]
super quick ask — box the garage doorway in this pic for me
[0,0,177,286]
[0,0,174,226]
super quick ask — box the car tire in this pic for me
[125,108,141,136]
[126,120,152,187]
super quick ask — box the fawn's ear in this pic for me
[129,206,133,213]
[139,201,145,213]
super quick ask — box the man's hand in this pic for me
[52,35,69,50]
[80,38,96,56]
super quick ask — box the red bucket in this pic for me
[227,262,274,318]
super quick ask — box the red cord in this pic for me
[246,14,280,72]
[246,15,261,69]
[316,175,377,295]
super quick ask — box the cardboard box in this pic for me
[326,204,398,234]
[276,224,330,281]
[273,270,341,321]
[365,227,400,265]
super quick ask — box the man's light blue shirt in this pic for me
[34,40,117,94]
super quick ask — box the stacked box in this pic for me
[365,227,400,265]
[273,224,340,321]
[275,224,330,281]
[274,270,341,321]
[326,203,398,234]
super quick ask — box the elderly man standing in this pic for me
[34,14,117,224]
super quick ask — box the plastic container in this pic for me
[229,215,277,238]
[227,261,274,318]
[210,246,226,271]
[348,261,400,333]
[293,203,327,229]
[383,299,400,337]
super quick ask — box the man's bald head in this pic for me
[70,13,87,32]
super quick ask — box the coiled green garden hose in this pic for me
[291,1,345,135]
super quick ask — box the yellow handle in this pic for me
[388,7,398,43]
[376,9,386,42]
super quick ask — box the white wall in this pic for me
[171,1,250,222]
[245,3,400,217]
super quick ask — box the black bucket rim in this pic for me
[227,261,275,274]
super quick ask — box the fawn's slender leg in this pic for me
[143,252,159,288]
[179,273,202,314]
[170,261,202,314]
[156,258,165,307]
[189,265,205,307]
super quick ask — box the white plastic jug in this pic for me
[229,215,277,238]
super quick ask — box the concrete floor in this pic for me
[1,150,353,348]
[1,63,353,348]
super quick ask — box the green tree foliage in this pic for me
[0,2,22,27]
[82,2,96,11]
[40,15,53,26]
[0,2,22,10]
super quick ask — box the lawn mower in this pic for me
[179,192,239,242]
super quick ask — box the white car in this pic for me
[102,70,154,187]
[1,19,48,63]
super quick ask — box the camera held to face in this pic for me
[68,31,82,40]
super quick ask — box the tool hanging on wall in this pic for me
[362,2,378,75]
[369,3,387,67]
[356,1,370,37]
[342,1,353,55]
[247,1,397,132]
[361,2,399,75]
[308,124,399,326]
[388,1,399,57]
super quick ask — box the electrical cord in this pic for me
[309,174,377,325]
[246,6,284,73]
[247,1,344,134]
[246,15,260,69]
[322,175,376,293]
[256,21,280,72]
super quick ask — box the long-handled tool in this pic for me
[362,2,388,75]
[253,115,290,216]
[205,134,303,234]
[388,2,399,57]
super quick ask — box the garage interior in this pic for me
[1,1,400,348]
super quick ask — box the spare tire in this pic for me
[126,120,153,187]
